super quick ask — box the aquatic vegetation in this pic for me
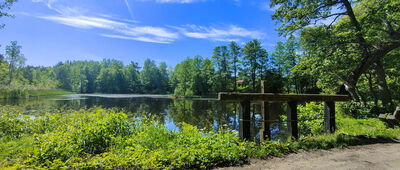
[0,105,399,169]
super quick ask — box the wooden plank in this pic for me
[219,92,349,102]
[260,80,271,142]
[324,101,336,133]
[287,101,298,139]
[260,101,271,141]
[239,100,251,140]
[261,80,267,94]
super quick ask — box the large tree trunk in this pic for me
[340,0,400,106]
[374,59,394,109]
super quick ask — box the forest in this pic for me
[2,25,400,115]
[0,39,311,95]
[1,0,400,169]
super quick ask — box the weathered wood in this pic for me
[261,80,267,94]
[379,106,400,128]
[219,81,349,141]
[260,101,271,141]
[219,93,349,102]
[287,101,298,139]
[239,100,251,140]
[260,80,271,141]
[324,102,336,133]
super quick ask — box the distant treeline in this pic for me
[2,33,400,115]
[0,39,319,96]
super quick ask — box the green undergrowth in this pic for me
[0,88,71,99]
[1,105,400,169]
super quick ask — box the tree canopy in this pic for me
[272,0,400,110]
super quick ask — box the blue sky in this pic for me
[0,0,284,67]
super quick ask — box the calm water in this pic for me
[0,94,287,139]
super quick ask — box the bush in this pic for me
[0,107,248,169]
[1,105,400,169]
[282,102,324,137]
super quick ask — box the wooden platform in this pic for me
[218,82,350,141]
[219,93,349,102]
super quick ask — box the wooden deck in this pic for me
[218,81,350,141]
[219,93,349,102]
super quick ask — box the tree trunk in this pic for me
[234,64,237,92]
[343,81,360,102]
[374,59,394,109]
[365,72,378,107]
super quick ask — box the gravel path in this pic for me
[220,143,400,170]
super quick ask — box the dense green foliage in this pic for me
[271,0,400,114]
[1,0,400,168]
[282,102,324,137]
[1,105,399,169]
[0,106,248,169]
[1,39,284,98]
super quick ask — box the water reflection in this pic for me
[0,95,288,140]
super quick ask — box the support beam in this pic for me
[239,100,251,140]
[287,101,298,139]
[260,101,271,141]
[324,102,336,133]
[260,80,271,141]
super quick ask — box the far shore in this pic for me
[62,94,219,100]
[63,94,171,99]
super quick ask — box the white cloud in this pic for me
[100,34,173,44]
[40,15,179,43]
[176,25,267,42]
[33,0,265,44]
[39,15,124,29]
[124,0,135,20]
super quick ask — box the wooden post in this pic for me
[287,101,298,139]
[260,80,271,141]
[239,100,251,140]
[324,101,336,133]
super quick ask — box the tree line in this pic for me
[1,39,316,96]
[1,0,400,114]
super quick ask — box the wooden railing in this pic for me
[218,81,350,141]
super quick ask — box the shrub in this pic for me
[282,102,324,137]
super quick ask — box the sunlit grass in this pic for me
[0,105,399,169]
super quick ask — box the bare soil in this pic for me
[220,143,400,170]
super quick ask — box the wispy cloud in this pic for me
[33,0,178,43]
[124,0,135,20]
[39,15,124,29]
[176,25,267,42]
[100,34,174,44]
[40,15,179,43]
[33,0,266,44]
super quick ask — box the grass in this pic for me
[0,105,399,169]
[0,89,71,99]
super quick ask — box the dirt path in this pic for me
[221,143,400,170]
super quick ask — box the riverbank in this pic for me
[64,93,171,99]
[1,106,400,169]
[0,89,71,99]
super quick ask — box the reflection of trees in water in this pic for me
[167,99,238,132]
[3,97,289,139]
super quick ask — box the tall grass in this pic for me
[0,87,71,99]
[0,105,399,169]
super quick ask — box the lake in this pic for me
[0,94,288,140]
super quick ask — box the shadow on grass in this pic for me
[342,134,400,146]
[295,133,400,152]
